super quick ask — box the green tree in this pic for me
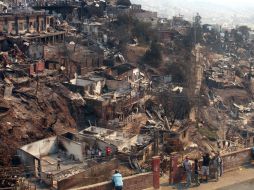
[231,29,243,45]
[141,41,162,67]
[132,20,156,44]
[237,25,251,42]
[109,14,157,55]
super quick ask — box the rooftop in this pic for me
[0,8,46,17]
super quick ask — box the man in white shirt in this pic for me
[183,156,192,188]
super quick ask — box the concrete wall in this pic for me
[70,78,105,95]
[41,171,53,186]
[57,159,120,190]
[0,14,49,34]
[19,136,58,158]
[70,78,93,87]
[70,172,153,190]
[118,134,150,152]
[58,136,83,161]
[17,137,58,177]
[79,135,117,155]
[222,148,252,172]
[17,149,36,176]
[170,148,253,184]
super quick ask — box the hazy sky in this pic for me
[131,0,254,7]
[131,0,254,26]
[207,0,253,2]
[202,0,254,5]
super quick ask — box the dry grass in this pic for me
[126,45,148,65]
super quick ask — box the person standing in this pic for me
[183,156,192,188]
[112,170,123,190]
[98,149,102,157]
[86,148,91,159]
[194,159,200,186]
[57,156,61,170]
[98,149,102,162]
[202,153,211,183]
[106,146,112,157]
[101,148,106,157]
[91,148,95,159]
[214,152,223,181]
[218,152,223,177]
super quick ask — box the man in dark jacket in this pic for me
[202,153,210,183]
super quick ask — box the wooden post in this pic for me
[152,156,160,189]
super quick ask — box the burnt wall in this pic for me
[222,148,252,172]
[170,148,253,184]
[57,159,119,190]
[71,172,153,190]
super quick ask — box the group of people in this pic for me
[183,152,223,188]
[86,146,112,159]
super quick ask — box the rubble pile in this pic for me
[1,0,254,189]
[0,76,85,165]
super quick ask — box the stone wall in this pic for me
[170,148,253,184]
[57,159,119,190]
[71,172,153,190]
[222,148,252,172]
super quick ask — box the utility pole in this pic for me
[193,15,197,45]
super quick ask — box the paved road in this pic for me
[218,179,254,190]
[145,165,254,190]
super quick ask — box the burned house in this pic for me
[150,75,172,86]
[0,41,46,76]
[130,4,142,11]
[205,61,237,89]
[128,4,158,27]
[84,85,140,123]
[79,126,153,162]
[17,136,83,187]
[108,63,140,82]
[80,126,151,153]
[83,21,107,44]
[63,63,146,123]
[171,15,191,29]
[0,11,48,34]
[17,133,120,189]
[43,43,104,77]
[238,127,254,147]
[0,9,65,43]
[157,29,174,43]
[132,10,158,28]
[69,74,106,96]
[163,125,190,153]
